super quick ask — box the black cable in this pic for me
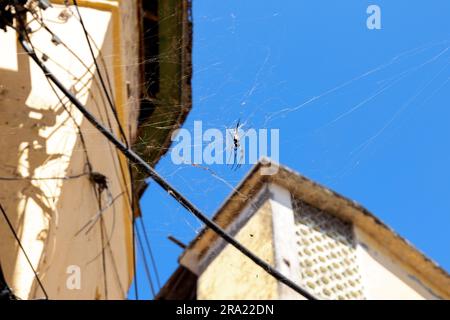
[135,226,156,298]
[19,37,317,300]
[138,217,161,289]
[132,215,139,300]
[127,159,139,300]
[0,203,49,300]
[100,215,109,299]
[95,188,109,299]
[72,0,129,147]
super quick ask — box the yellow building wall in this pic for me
[0,1,140,299]
[197,200,278,300]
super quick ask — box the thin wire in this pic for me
[100,216,109,299]
[138,217,161,289]
[100,216,126,297]
[0,173,88,181]
[75,192,123,237]
[132,215,139,300]
[20,38,317,300]
[72,0,129,147]
[0,203,49,300]
[128,161,139,300]
[95,189,109,299]
[136,226,156,298]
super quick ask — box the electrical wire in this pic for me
[136,225,156,298]
[138,217,161,290]
[0,203,49,300]
[72,0,129,147]
[19,37,318,300]
[132,214,139,300]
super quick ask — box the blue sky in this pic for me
[129,1,450,299]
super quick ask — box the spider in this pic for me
[228,119,245,171]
